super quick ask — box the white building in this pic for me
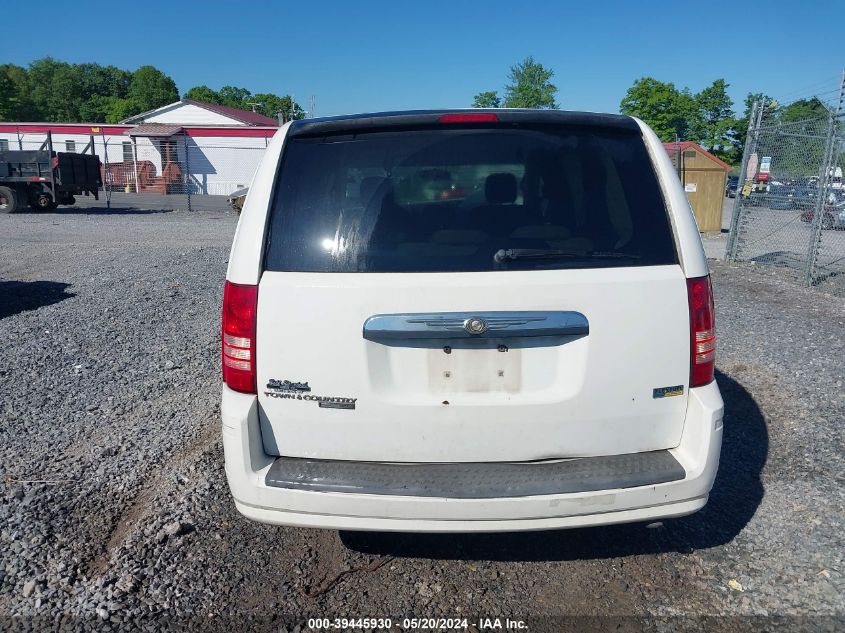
[0,100,279,196]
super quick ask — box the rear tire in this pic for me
[0,186,19,213]
[822,214,834,230]
[30,193,58,211]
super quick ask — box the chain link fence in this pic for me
[727,77,845,293]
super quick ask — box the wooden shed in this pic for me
[663,141,730,232]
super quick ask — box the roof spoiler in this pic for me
[288,109,639,138]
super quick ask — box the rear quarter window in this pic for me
[264,126,676,273]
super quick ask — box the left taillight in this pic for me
[222,281,258,394]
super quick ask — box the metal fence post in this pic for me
[726,101,762,260]
[184,133,192,212]
[804,72,845,286]
[102,135,111,209]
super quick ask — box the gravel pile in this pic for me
[0,208,842,629]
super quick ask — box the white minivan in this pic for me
[221,110,723,532]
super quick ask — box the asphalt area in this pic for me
[0,205,842,631]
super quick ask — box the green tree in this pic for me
[7,59,137,122]
[0,70,14,118]
[776,97,832,176]
[619,77,695,141]
[472,91,501,108]
[730,92,776,159]
[183,85,305,120]
[503,56,558,109]
[79,95,141,123]
[216,85,252,108]
[2,57,309,124]
[779,96,829,123]
[184,85,220,103]
[0,64,33,120]
[690,79,735,161]
[27,57,71,121]
[76,65,133,121]
[127,65,179,113]
[251,93,304,121]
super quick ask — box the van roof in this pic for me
[288,109,639,137]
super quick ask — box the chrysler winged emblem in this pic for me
[463,317,488,335]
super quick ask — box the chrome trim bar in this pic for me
[363,311,589,342]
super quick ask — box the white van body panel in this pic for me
[221,111,723,531]
[635,117,710,278]
[256,265,690,462]
[225,122,289,285]
[222,381,723,531]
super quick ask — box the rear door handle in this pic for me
[363,311,589,343]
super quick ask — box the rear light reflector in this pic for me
[687,275,716,387]
[222,281,258,394]
[223,345,251,360]
[223,333,251,348]
[438,113,498,123]
[223,356,251,371]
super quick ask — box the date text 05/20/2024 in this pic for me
[307,617,528,630]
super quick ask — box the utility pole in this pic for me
[309,95,316,119]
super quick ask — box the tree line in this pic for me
[0,58,304,124]
[473,57,836,166]
[2,56,835,168]
[183,85,304,121]
[619,78,832,165]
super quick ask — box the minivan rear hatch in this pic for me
[255,111,690,462]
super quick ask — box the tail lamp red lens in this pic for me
[438,113,499,123]
[687,275,716,387]
[222,281,258,394]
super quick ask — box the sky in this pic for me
[1,0,843,118]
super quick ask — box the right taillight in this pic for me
[687,275,715,387]
[222,280,258,394]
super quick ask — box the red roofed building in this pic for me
[0,99,281,196]
[120,99,281,127]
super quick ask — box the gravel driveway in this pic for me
[1,207,842,631]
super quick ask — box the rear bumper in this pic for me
[221,382,723,532]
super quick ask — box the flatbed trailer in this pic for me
[0,131,102,213]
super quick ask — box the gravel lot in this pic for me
[1,206,843,631]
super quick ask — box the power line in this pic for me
[776,74,841,101]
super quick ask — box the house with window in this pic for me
[0,99,279,196]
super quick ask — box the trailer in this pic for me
[0,131,102,213]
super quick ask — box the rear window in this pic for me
[264,126,675,272]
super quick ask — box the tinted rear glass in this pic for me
[264,127,675,272]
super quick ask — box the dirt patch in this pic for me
[87,422,220,576]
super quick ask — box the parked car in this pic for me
[725,175,738,198]
[221,110,723,532]
[227,187,249,214]
[790,185,817,211]
[767,184,795,210]
[800,193,845,230]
